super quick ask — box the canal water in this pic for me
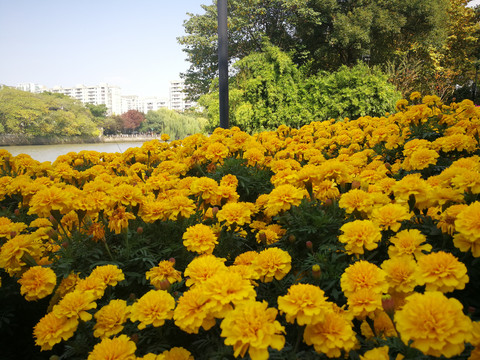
[1,142,147,163]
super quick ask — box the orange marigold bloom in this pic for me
[381,256,417,293]
[371,203,410,232]
[87,334,137,360]
[217,202,254,227]
[388,229,432,260]
[160,347,194,360]
[340,260,388,298]
[403,148,439,171]
[394,291,473,358]
[129,289,175,330]
[34,312,78,351]
[173,285,216,334]
[93,299,130,338]
[87,222,106,242]
[108,206,136,234]
[18,266,56,301]
[277,283,332,325]
[338,220,382,255]
[52,290,97,321]
[243,147,265,167]
[437,204,468,235]
[190,177,220,205]
[90,264,125,287]
[303,311,357,358]
[453,201,480,257]
[264,184,306,217]
[416,251,469,293]
[391,174,431,209]
[220,300,285,360]
[313,180,340,202]
[205,141,229,164]
[252,247,292,282]
[184,254,227,287]
[166,195,196,221]
[146,260,182,289]
[75,276,107,299]
[140,199,169,223]
[182,224,218,255]
[234,251,258,266]
[0,217,27,239]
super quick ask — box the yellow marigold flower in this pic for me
[313,180,340,202]
[404,148,439,171]
[264,184,306,217]
[52,290,97,321]
[217,202,254,227]
[202,269,256,318]
[205,141,229,164]
[146,260,182,289]
[394,291,473,358]
[347,288,383,320]
[174,285,216,334]
[360,346,389,360]
[220,300,285,360]
[108,206,136,234]
[454,202,480,257]
[0,217,27,238]
[190,177,220,206]
[410,92,421,101]
[243,147,265,167]
[166,195,196,221]
[253,247,292,282]
[87,222,106,242]
[160,347,194,360]
[381,256,417,293]
[234,251,258,266]
[129,289,175,330]
[53,272,80,300]
[220,174,239,188]
[371,203,411,232]
[391,174,431,209]
[388,229,432,259]
[90,264,125,287]
[18,266,56,301]
[317,158,353,184]
[109,183,144,208]
[395,99,409,111]
[87,334,137,360]
[28,186,73,218]
[182,223,218,255]
[256,228,280,245]
[437,204,468,235]
[184,254,227,287]
[303,311,357,358]
[338,220,382,255]
[277,283,332,325]
[416,251,469,293]
[0,234,43,276]
[140,199,169,223]
[339,189,374,215]
[33,312,79,351]
[340,260,388,298]
[361,311,397,339]
[93,299,130,338]
[75,275,107,299]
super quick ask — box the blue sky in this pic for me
[0,0,208,98]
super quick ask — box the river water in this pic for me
[1,142,147,163]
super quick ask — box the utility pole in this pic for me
[217,0,229,129]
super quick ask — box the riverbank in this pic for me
[0,134,162,146]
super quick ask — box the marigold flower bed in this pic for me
[0,93,479,359]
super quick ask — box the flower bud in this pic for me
[14,208,20,216]
[382,294,395,316]
[136,226,143,234]
[306,241,313,250]
[158,279,171,290]
[212,206,219,216]
[312,264,321,279]
[351,180,361,189]
[168,257,176,264]
[288,234,296,244]
[131,333,139,343]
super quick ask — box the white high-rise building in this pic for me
[120,95,169,114]
[50,83,122,115]
[16,83,47,93]
[169,80,195,112]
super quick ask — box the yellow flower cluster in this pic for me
[0,95,479,359]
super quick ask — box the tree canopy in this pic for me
[0,87,100,137]
[178,0,473,100]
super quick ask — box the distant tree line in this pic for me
[0,87,208,141]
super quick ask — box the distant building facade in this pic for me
[169,80,194,112]
[14,80,195,115]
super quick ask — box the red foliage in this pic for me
[121,110,145,131]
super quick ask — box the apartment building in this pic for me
[169,80,194,112]
[16,83,48,93]
[49,83,122,115]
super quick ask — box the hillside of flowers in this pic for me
[0,93,479,360]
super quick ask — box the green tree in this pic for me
[0,88,99,137]
[199,46,401,132]
[139,108,208,139]
[179,0,450,100]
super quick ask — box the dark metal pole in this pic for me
[217,0,229,129]
[473,64,479,104]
